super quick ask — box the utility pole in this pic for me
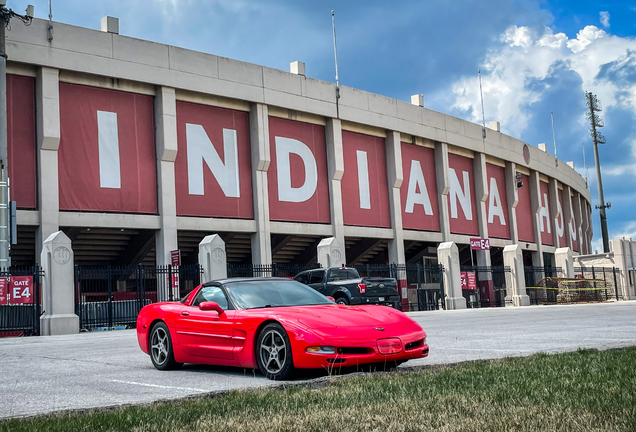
[0,2,33,268]
[585,91,611,253]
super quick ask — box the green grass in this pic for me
[3,348,636,431]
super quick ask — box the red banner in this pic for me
[460,272,477,290]
[341,131,391,228]
[267,117,330,223]
[400,143,440,232]
[539,181,554,246]
[485,164,510,239]
[175,102,253,218]
[58,84,157,213]
[9,276,33,305]
[447,154,478,236]
[516,173,534,243]
[7,75,37,209]
[171,250,181,266]
[0,277,7,305]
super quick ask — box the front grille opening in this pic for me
[327,358,346,364]
[405,339,424,351]
[337,347,371,355]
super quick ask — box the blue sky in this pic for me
[10,0,636,252]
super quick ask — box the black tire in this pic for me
[149,322,182,371]
[335,296,350,305]
[256,323,294,380]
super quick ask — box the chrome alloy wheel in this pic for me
[151,326,169,366]
[259,329,287,375]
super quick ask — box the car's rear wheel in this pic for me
[256,323,294,380]
[149,322,182,371]
[335,296,349,305]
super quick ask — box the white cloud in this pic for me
[599,11,610,28]
[448,24,636,139]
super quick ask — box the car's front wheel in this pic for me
[256,323,294,380]
[149,322,182,371]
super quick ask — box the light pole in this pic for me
[0,1,33,268]
[585,91,611,253]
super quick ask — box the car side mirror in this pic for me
[199,301,224,314]
[327,296,336,302]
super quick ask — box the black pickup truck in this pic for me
[293,267,400,308]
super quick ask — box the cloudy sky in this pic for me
[11,0,636,252]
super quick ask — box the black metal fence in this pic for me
[0,266,43,337]
[524,266,563,304]
[227,263,320,278]
[75,264,203,330]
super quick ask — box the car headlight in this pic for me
[306,346,336,354]
[423,337,427,345]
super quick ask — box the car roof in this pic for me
[203,277,296,285]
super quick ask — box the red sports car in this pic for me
[137,278,429,380]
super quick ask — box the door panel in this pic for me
[175,308,235,359]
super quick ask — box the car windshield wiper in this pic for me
[248,304,288,309]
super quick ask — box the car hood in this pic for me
[274,304,406,329]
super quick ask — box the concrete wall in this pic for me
[7,17,593,266]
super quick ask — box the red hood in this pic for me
[255,304,408,330]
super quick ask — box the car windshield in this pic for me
[225,279,333,309]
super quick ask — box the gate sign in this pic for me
[0,277,7,305]
[171,250,181,267]
[461,272,477,290]
[470,238,490,250]
[10,276,33,304]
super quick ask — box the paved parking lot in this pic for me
[1,301,635,419]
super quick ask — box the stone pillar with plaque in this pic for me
[199,234,227,282]
[317,237,344,268]
[40,231,79,335]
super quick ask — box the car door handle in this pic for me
[181,311,190,316]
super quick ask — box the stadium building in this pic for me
[2,16,597,326]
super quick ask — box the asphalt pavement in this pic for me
[1,301,635,419]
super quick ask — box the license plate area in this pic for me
[377,337,403,354]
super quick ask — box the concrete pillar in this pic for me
[249,103,272,265]
[40,231,79,335]
[317,237,344,268]
[505,162,519,244]
[434,142,451,242]
[572,191,583,254]
[528,171,544,267]
[154,87,179,303]
[325,118,346,259]
[437,242,466,310]
[503,244,530,306]
[473,153,493,304]
[199,234,227,281]
[35,67,61,260]
[612,238,636,300]
[385,131,405,265]
[554,247,573,278]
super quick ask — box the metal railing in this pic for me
[226,263,320,278]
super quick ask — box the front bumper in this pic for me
[292,330,428,369]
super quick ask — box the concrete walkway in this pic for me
[1,301,635,419]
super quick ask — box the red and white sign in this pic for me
[447,154,478,236]
[7,75,37,209]
[460,271,477,290]
[175,101,253,218]
[539,181,554,246]
[341,131,391,228]
[400,143,440,232]
[0,277,7,305]
[58,84,157,213]
[470,238,490,250]
[10,276,33,305]
[267,117,330,223]
[171,250,181,267]
[516,173,534,243]
[485,164,510,239]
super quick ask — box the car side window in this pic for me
[192,286,229,310]
[294,273,308,284]
[309,270,325,284]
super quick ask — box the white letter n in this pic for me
[98,111,121,189]
[186,124,240,197]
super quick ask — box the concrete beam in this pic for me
[249,103,272,265]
